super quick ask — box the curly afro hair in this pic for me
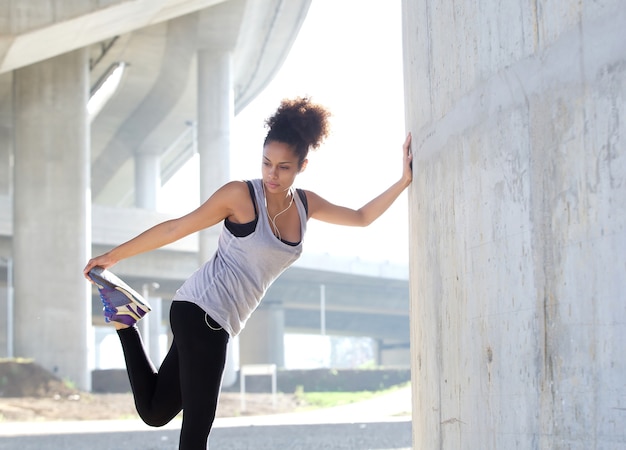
[264,96,331,165]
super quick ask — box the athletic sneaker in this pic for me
[88,266,152,326]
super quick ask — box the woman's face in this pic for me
[262,141,307,195]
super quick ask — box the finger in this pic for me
[83,261,98,280]
[83,266,93,281]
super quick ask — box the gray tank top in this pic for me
[172,179,307,336]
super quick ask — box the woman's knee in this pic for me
[138,408,179,427]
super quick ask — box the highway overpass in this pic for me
[2,0,398,390]
[0,0,410,392]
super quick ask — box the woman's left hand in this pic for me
[402,132,413,186]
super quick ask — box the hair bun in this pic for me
[264,97,331,157]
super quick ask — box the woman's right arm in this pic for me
[83,181,244,278]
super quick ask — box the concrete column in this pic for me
[0,73,13,359]
[403,1,626,448]
[196,49,232,261]
[93,327,110,370]
[239,301,285,368]
[139,283,161,367]
[134,152,160,210]
[0,163,12,361]
[0,279,7,357]
[0,73,12,197]
[377,341,410,368]
[13,49,91,390]
[148,297,163,367]
[196,49,238,387]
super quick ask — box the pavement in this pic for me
[0,386,413,449]
[220,384,412,427]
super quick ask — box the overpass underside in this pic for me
[0,0,325,390]
[0,0,410,390]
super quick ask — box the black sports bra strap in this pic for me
[296,188,308,216]
[245,180,258,217]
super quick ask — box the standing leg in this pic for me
[169,301,229,450]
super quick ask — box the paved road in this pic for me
[0,386,413,449]
[0,419,411,449]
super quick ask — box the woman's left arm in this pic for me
[307,133,413,227]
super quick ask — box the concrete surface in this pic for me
[403,0,626,448]
[0,386,412,449]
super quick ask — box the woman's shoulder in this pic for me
[295,189,327,218]
[221,179,257,194]
[225,179,261,187]
[219,179,260,207]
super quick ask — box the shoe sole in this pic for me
[88,266,152,313]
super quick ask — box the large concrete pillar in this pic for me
[197,49,232,261]
[13,49,91,390]
[377,340,410,368]
[403,1,626,448]
[0,73,13,359]
[0,73,12,197]
[134,152,160,210]
[196,48,237,386]
[239,300,285,368]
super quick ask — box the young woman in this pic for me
[83,96,412,449]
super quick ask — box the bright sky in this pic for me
[160,0,408,265]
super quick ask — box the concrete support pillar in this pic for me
[196,49,232,262]
[0,73,12,197]
[196,49,238,386]
[239,301,285,368]
[138,283,162,367]
[198,50,230,262]
[377,340,410,368]
[148,297,163,367]
[0,279,7,358]
[403,0,626,448]
[93,327,109,369]
[13,49,91,390]
[134,152,160,210]
[0,73,13,356]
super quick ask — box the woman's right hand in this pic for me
[83,252,118,282]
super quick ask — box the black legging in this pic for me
[117,300,229,449]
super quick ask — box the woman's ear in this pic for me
[299,158,309,173]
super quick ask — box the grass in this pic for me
[295,382,409,410]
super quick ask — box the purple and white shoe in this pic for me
[88,266,151,326]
